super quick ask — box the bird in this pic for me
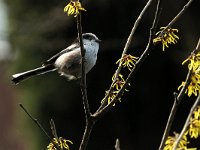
[12,33,101,84]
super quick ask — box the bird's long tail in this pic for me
[12,65,56,84]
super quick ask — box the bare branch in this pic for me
[50,119,58,139]
[79,119,95,150]
[97,0,154,112]
[113,0,154,81]
[156,0,194,38]
[171,38,200,150]
[19,103,52,140]
[194,37,200,52]
[159,38,200,150]
[76,14,91,119]
[166,0,194,28]
[172,94,200,150]
[95,0,161,118]
[76,12,95,150]
[115,138,121,150]
[19,104,61,150]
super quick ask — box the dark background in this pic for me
[0,0,200,149]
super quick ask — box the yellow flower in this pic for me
[101,73,131,106]
[112,73,130,91]
[102,54,136,106]
[116,54,138,71]
[178,52,200,97]
[193,106,200,119]
[64,0,86,17]
[188,119,200,138]
[164,132,192,150]
[178,73,200,97]
[182,53,200,72]
[188,106,200,138]
[47,137,73,150]
[101,90,120,106]
[153,27,179,51]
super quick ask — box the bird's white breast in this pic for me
[84,40,99,73]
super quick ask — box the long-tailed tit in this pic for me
[12,33,100,84]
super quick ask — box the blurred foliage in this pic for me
[5,0,200,149]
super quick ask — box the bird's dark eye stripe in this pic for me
[82,34,93,40]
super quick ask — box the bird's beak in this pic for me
[96,39,101,43]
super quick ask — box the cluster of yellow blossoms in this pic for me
[178,52,200,97]
[101,74,126,106]
[164,133,193,150]
[102,54,138,105]
[47,137,73,150]
[116,54,138,71]
[188,106,200,138]
[164,106,200,150]
[153,27,179,51]
[64,0,86,17]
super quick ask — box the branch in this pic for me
[50,119,58,139]
[193,37,200,54]
[113,0,154,81]
[95,0,162,118]
[78,0,157,148]
[114,138,121,150]
[78,119,95,150]
[166,0,193,28]
[158,92,182,150]
[77,14,91,119]
[158,0,193,36]
[159,38,200,150]
[171,38,200,150]
[76,12,95,150]
[19,103,52,140]
[172,94,200,150]
[97,0,154,112]
[19,104,61,150]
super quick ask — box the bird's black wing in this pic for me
[43,41,79,65]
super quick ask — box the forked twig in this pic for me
[19,104,61,150]
[94,0,162,118]
[76,12,95,150]
[172,38,200,150]
[97,0,154,111]
[19,103,52,140]
[159,38,200,150]
[172,94,200,150]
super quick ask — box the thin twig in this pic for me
[159,38,200,150]
[159,60,193,150]
[19,104,61,150]
[113,0,154,81]
[50,119,58,139]
[160,0,193,35]
[172,93,200,150]
[94,0,161,118]
[114,138,121,150]
[97,0,154,112]
[166,0,194,28]
[194,38,200,54]
[158,92,180,150]
[158,92,183,150]
[19,103,52,140]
